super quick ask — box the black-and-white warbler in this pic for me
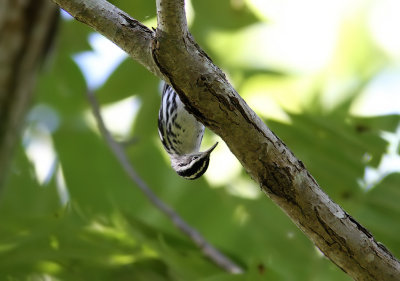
[158,82,217,180]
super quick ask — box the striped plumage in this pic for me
[158,82,217,180]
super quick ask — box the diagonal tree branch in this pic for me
[87,91,243,274]
[52,0,400,280]
[54,0,161,78]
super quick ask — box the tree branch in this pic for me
[52,0,162,78]
[156,0,187,37]
[87,91,243,274]
[53,0,400,280]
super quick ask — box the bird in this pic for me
[158,82,217,180]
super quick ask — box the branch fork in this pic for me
[52,0,400,280]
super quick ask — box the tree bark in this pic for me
[51,0,400,280]
[0,0,59,188]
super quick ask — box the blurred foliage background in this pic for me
[1,0,400,280]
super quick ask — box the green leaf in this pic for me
[58,18,92,55]
[109,0,156,23]
[96,59,158,105]
[0,146,60,216]
[267,113,390,203]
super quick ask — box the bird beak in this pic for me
[205,142,218,154]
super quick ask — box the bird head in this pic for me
[171,142,218,180]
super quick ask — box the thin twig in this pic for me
[87,91,243,274]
